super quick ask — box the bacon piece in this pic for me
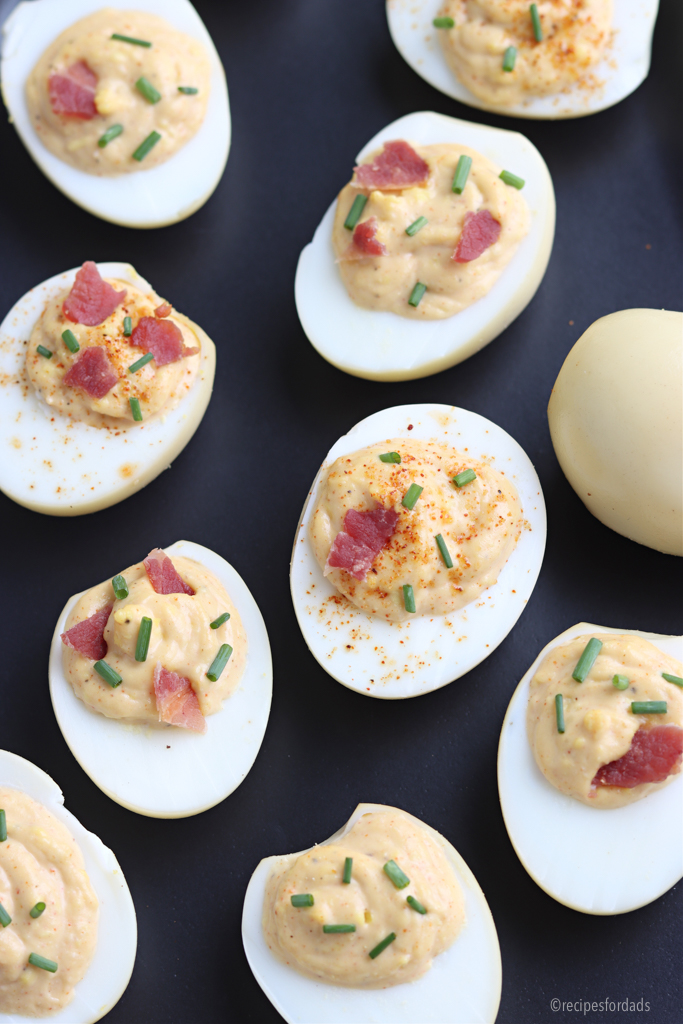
[354,141,430,191]
[154,303,172,318]
[63,262,127,326]
[48,61,98,119]
[153,664,206,733]
[593,725,683,788]
[129,317,198,366]
[143,548,195,596]
[63,346,118,399]
[349,217,387,259]
[453,210,501,263]
[326,507,399,581]
[61,604,112,660]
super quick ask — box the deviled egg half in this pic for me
[49,540,272,818]
[243,803,501,1024]
[295,110,554,380]
[0,748,136,1023]
[498,623,683,914]
[0,261,215,516]
[387,0,659,119]
[290,403,546,698]
[1,0,230,227]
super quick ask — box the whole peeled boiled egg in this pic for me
[290,403,546,698]
[1,0,230,227]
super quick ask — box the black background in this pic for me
[0,1,681,1022]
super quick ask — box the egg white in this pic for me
[386,0,659,120]
[1,0,230,228]
[242,802,501,1024]
[498,622,683,914]
[0,748,136,1024]
[0,261,215,516]
[48,540,272,818]
[290,403,546,699]
[294,111,554,381]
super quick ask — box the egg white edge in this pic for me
[48,540,273,818]
[242,801,501,1024]
[290,403,546,699]
[1,0,231,228]
[0,261,216,516]
[294,110,555,381]
[497,621,683,915]
[386,0,659,120]
[0,748,137,1024]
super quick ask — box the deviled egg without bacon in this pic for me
[294,111,554,380]
[290,403,546,698]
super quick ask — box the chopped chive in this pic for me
[402,584,416,613]
[379,451,401,464]
[405,216,428,236]
[323,924,355,933]
[128,352,153,373]
[499,169,525,189]
[29,903,46,919]
[408,282,427,307]
[135,617,153,662]
[0,904,11,928]
[206,644,233,682]
[663,673,683,688]
[0,810,6,842]
[451,154,472,194]
[383,859,410,889]
[129,397,143,422]
[210,612,230,629]
[406,895,427,914]
[36,345,52,359]
[291,894,314,907]
[369,932,396,959]
[343,857,353,884]
[62,329,80,353]
[612,674,629,690]
[94,660,122,688]
[28,953,58,973]
[178,86,199,94]
[344,194,368,231]
[572,638,602,683]
[530,3,543,41]
[555,694,565,733]
[453,468,476,487]
[132,131,162,161]
[111,33,151,47]
[433,16,455,28]
[123,316,133,336]
[402,483,423,509]
[112,575,129,600]
[435,533,453,568]
[502,46,517,72]
[98,123,123,148]
[135,76,161,104]
[631,701,667,715]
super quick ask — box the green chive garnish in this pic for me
[111,33,151,47]
[499,169,525,189]
[435,534,453,568]
[433,16,455,28]
[405,216,428,236]
[210,612,230,629]
[291,894,314,907]
[402,483,423,509]
[323,924,355,933]
[94,660,122,688]
[663,673,683,687]
[530,3,543,41]
[408,282,426,307]
[369,932,396,959]
[379,452,401,464]
[178,86,199,94]
[62,329,79,353]
[343,857,353,884]
[631,701,667,715]
[206,644,233,682]
[0,904,11,928]
[123,316,133,336]
[0,810,6,843]
[37,345,52,359]
[453,469,476,487]
[502,46,517,72]
[98,124,123,148]
[135,617,152,662]
[112,575,129,600]
[612,675,629,690]
[555,694,565,733]
[128,352,153,373]
[28,954,58,973]
[452,154,472,194]
[132,131,162,161]
[135,76,161,104]
[129,397,143,422]
[402,584,416,613]
[30,903,46,919]
[406,896,427,914]
[344,194,368,230]
[572,638,602,682]
[383,860,410,889]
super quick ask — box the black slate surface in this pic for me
[0,1,681,1022]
